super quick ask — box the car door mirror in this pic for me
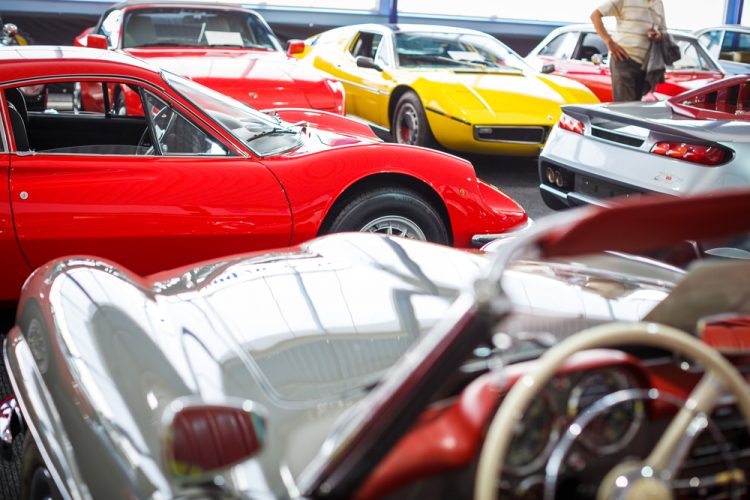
[591,53,603,65]
[287,39,306,57]
[163,400,267,482]
[699,314,750,355]
[540,63,555,74]
[356,56,383,72]
[84,34,109,50]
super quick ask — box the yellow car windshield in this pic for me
[394,32,529,73]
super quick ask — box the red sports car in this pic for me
[526,25,725,102]
[0,45,527,301]
[73,0,344,114]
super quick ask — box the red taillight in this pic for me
[650,141,728,166]
[558,114,585,134]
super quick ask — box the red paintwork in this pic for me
[0,46,526,300]
[75,3,345,114]
[357,350,646,499]
[0,102,32,300]
[668,75,750,120]
[535,189,750,260]
[533,54,724,102]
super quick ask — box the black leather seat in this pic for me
[7,103,29,151]
[5,87,28,126]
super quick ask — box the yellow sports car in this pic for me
[297,24,599,156]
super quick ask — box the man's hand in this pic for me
[606,39,629,61]
[647,29,663,42]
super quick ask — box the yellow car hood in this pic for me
[414,70,598,125]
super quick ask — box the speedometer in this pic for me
[506,391,559,475]
[567,368,644,454]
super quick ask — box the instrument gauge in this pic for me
[567,368,644,454]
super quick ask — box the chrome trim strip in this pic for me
[4,329,80,500]
[472,217,534,248]
[473,125,546,144]
[338,78,389,96]
[425,107,471,126]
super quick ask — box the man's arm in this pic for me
[591,8,629,61]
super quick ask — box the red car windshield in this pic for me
[121,7,282,51]
[165,72,302,157]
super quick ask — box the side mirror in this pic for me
[356,56,382,72]
[540,63,555,74]
[287,39,306,57]
[591,53,603,65]
[699,314,750,355]
[85,34,109,50]
[163,400,267,482]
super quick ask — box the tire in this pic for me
[20,433,61,500]
[391,92,437,148]
[326,187,449,244]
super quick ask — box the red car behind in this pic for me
[74,0,344,114]
[0,45,527,301]
[526,24,724,102]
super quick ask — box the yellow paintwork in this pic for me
[299,25,599,156]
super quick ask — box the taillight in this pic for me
[558,113,585,134]
[650,142,728,166]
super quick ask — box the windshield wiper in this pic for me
[246,126,299,142]
[131,42,198,48]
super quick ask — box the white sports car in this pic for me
[539,75,750,210]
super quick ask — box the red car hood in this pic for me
[125,48,338,111]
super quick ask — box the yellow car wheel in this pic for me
[391,92,436,148]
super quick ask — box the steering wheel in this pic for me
[474,322,750,500]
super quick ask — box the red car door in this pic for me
[9,153,292,275]
[0,142,33,300]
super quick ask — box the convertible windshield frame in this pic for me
[163,71,303,157]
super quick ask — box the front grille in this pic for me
[591,127,645,147]
[474,126,547,144]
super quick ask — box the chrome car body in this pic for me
[4,191,750,499]
[539,76,750,209]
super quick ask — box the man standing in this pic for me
[591,0,668,102]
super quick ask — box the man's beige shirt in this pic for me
[597,0,667,64]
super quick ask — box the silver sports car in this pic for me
[3,191,750,499]
[539,75,750,210]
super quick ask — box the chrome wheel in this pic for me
[360,215,427,240]
[395,104,420,145]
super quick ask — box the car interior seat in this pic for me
[7,103,29,151]
[5,87,28,126]
[578,46,600,61]
[124,15,157,48]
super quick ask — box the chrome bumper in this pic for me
[471,217,534,248]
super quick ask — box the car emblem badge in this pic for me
[248,92,258,99]
[547,115,554,121]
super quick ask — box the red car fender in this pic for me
[262,144,526,248]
